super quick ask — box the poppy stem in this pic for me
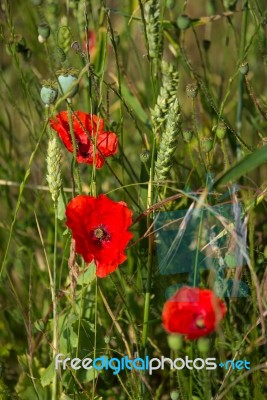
[142,132,156,352]
[67,104,83,194]
[52,204,59,400]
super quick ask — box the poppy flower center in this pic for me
[195,317,206,329]
[75,139,91,158]
[94,228,105,238]
[91,224,111,245]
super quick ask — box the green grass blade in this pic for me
[215,145,267,186]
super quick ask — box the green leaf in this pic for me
[57,191,66,220]
[76,263,96,286]
[40,362,55,387]
[121,83,149,125]
[215,145,267,186]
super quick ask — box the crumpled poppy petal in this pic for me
[50,111,117,168]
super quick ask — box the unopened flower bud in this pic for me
[183,129,193,143]
[186,83,198,98]
[215,122,227,140]
[166,0,175,9]
[177,15,191,30]
[167,334,183,351]
[202,137,213,153]
[197,337,210,353]
[38,23,50,40]
[239,61,249,75]
[140,149,150,163]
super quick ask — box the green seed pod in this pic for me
[202,137,213,153]
[140,149,150,163]
[239,61,249,75]
[167,334,183,351]
[57,68,79,98]
[30,0,43,5]
[177,14,191,30]
[197,337,210,353]
[40,80,58,105]
[183,129,193,143]
[215,122,227,140]
[38,23,51,39]
[186,83,198,98]
[170,391,179,400]
[166,0,175,9]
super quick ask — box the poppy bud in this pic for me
[183,129,193,143]
[40,80,58,105]
[186,83,198,98]
[215,122,227,140]
[177,15,191,30]
[202,137,213,153]
[239,61,249,75]
[56,68,79,98]
[197,337,210,353]
[140,149,150,163]
[170,391,179,400]
[166,0,175,9]
[167,334,183,351]
[38,23,50,40]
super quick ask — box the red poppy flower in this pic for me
[50,111,118,168]
[65,194,133,278]
[83,29,97,59]
[162,287,227,340]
